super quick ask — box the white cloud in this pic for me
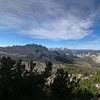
[0,13,24,29]
[89,38,100,44]
[21,14,93,40]
[0,0,97,40]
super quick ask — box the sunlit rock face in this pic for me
[95,55,100,63]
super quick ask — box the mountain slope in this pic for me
[50,48,100,65]
[0,44,73,64]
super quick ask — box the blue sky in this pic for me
[0,0,100,49]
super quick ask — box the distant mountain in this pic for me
[49,48,100,55]
[50,47,100,65]
[0,44,73,64]
[1,44,100,65]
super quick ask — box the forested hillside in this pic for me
[0,56,100,100]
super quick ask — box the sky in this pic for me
[0,0,100,49]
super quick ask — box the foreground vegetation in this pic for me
[0,57,100,100]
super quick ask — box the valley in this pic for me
[0,44,100,99]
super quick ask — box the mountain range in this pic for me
[0,44,73,64]
[0,44,100,65]
[50,48,100,55]
[50,48,100,65]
